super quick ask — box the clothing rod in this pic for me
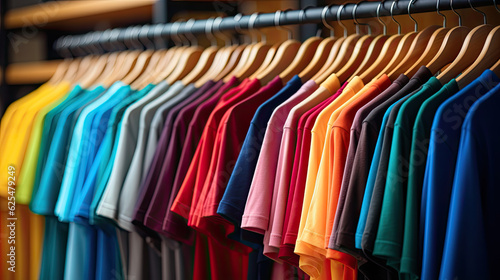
[55,0,495,53]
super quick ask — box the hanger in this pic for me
[121,26,155,86]
[437,0,493,83]
[456,25,500,88]
[299,5,337,81]
[314,4,363,84]
[350,1,389,82]
[182,18,219,85]
[405,0,450,77]
[131,25,167,89]
[426,0,470,75]
[278,7,322,83]
[491,58,500,76]
[254,10,301,84]
[234,13,272,81]
[223,13,258,82]
[79,32,110,88]
[153,22,188,84]
[215,44,246,81]
[165,20,204,84]
[335,2,374,83]
[359,1,403,82]
[195,17,238,87]
[49,37,75,85]
[387,0,441,80]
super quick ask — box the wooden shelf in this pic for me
[5,0,156,31]
[5,60,62,85]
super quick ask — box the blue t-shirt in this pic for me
[217,75,302,225]
[439,82,500,280]
[421,70,500,280]
[30,85,106,215]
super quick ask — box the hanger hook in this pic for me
[275,10,294,40]
[184,19,198,46]
[152,23,166,49]
[391,0,402,34]
[170,21,182,47]
[139,25,155,49]
[56,36,72,58]
[377,1,387,35]
[132,26,144,50]
[91,31,105,54]
[468,0,487,24]
[213,17,232,46]
[408,0,418,32]
[436,0,447,28]
[233,13,247,44]
[337,4,348,37]
[321,5,335,37]
[450,0,462,26]
[249,12,266,43]
[353,1,372,35]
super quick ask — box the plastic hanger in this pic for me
[426,0,470,75]
[182,18,219,85]
[314,4,362,84]
[234,13,272,81]
[299,5,337,81]
[255,10,301,84]
[456,25,500,88]
[335,2,374,83]
[278,7,322,83]
[350,1,389,82]
[405,0,450,77]
[437,0,493,84]
[165,20,204,84]
[388,0,441,80]
[359,1,403,82]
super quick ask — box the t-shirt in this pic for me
[161,78,238,243]
[132,80,218,230]
[217,76,303,227]
[373,77,442,270]
[439,82,500,280]
[118,81,186,231]
[333,74,408,257]
[400,79,458,279]
[420,70,500,280]
[96,81,170,221]
[278,82,339,266]
[31,85,106,215]
[328,76,391,254]
[55,82,131,222]
[17,85,83,204]
[358,66,432,253]
[192,77,283,239]
[242,75,340,236]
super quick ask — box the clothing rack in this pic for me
[55,0,496,54]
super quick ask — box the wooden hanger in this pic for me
[299,6,338,81]
[216,44,246,81]
[491,59,500,76]
[314,4,362,84]
[93,51,120,86]
[437,24,494,83]
[456,26,500,88]
[48,59,72,85]
[132,48,167,89]
[311,37,345,82]
[437,0,494,84]
[80,53,109,88]
[425,26,470,74]
[405,0,450,77]
[153,46,185,83]
[359,1,404,82]
[254,10,301,84]
[249,42,280,79]
[350,35,388,81]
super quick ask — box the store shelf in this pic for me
[5,0,156,31]
[5,60,62,85]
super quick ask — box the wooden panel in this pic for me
[5,0,156,30]
[5,60,62,84]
